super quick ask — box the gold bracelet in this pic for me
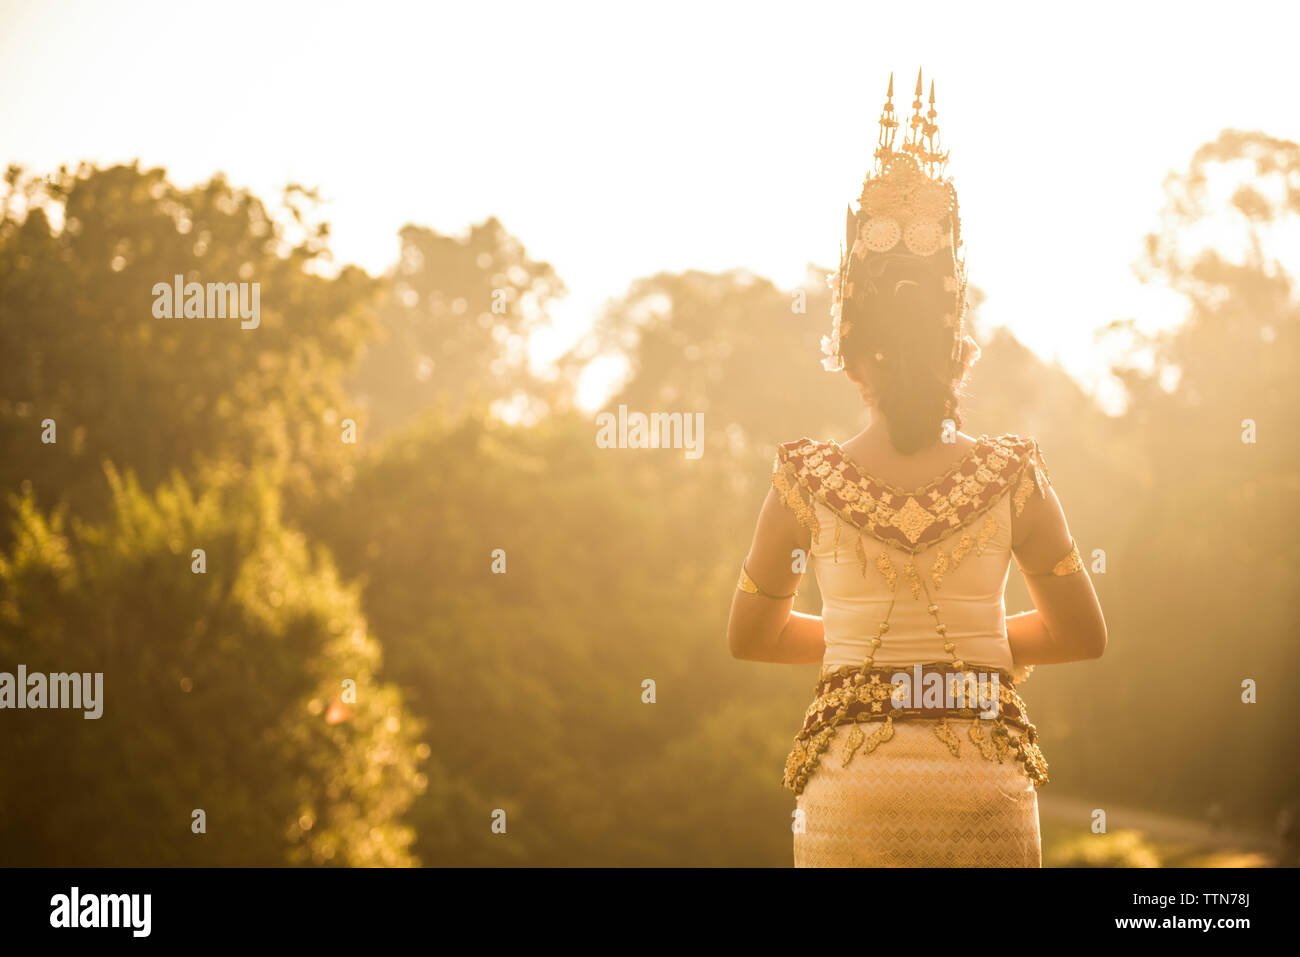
[1052,540,1084,575]
[737,563,798,599]
[1019,539,1084,577]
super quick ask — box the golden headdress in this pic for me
[821,69,970,372]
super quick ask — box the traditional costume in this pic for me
[751,70,1085,867]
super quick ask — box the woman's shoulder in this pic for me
[985,433,1052,481]
[983,434,1054,517]
[986,432,1045,456]
[774,436,832,459]
[771,439,829,496]
[771,437,845,483]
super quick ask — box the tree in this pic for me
[348,219,567,437]
[1089,130,1300,821]
[304,409,802,864]
[0,162,379,530]
[573,267,859,454]
[0,465,426,865]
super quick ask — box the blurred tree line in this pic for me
[0,131,1295,865]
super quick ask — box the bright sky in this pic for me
[3,0,1297,411]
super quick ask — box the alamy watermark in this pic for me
[595,404,704,459]
[50,887,150,937]
[0,666,103,719]
[888,665,1000,719]
[152,275,259,329]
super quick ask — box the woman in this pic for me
[726,72,1107,867]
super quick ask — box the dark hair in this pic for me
[838,255,976,454]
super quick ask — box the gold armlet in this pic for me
[738,563,798,600]
[1019,540,1084,578]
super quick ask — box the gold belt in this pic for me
[783,662,1049,795]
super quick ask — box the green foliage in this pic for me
[349,220,567,436]
[304,410,806,864]
[1046,830,1161,869]
[0,465,424,865]
[0,162,379,527]
[582,267,863,452]
[1068,131,1300,821]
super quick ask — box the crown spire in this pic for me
[909,68,924,138]
[922,79,945,175]
[902,68,927,164]
[899,71,947,176]
[874,72,898,166]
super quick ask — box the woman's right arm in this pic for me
[726,487,825,664]
[1006,475,1107,666]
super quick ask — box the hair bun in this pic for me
[839,258,973,454]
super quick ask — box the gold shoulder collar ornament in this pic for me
[771,434,1051,555]
[821,68,978,374]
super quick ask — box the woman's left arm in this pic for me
[727,487,825,664]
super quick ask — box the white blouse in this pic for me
[771,433,1053,676]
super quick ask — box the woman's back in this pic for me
[774,433,1049,673]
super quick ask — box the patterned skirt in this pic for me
[793,720,1041,867]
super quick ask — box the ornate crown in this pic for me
[821,69,969,372]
